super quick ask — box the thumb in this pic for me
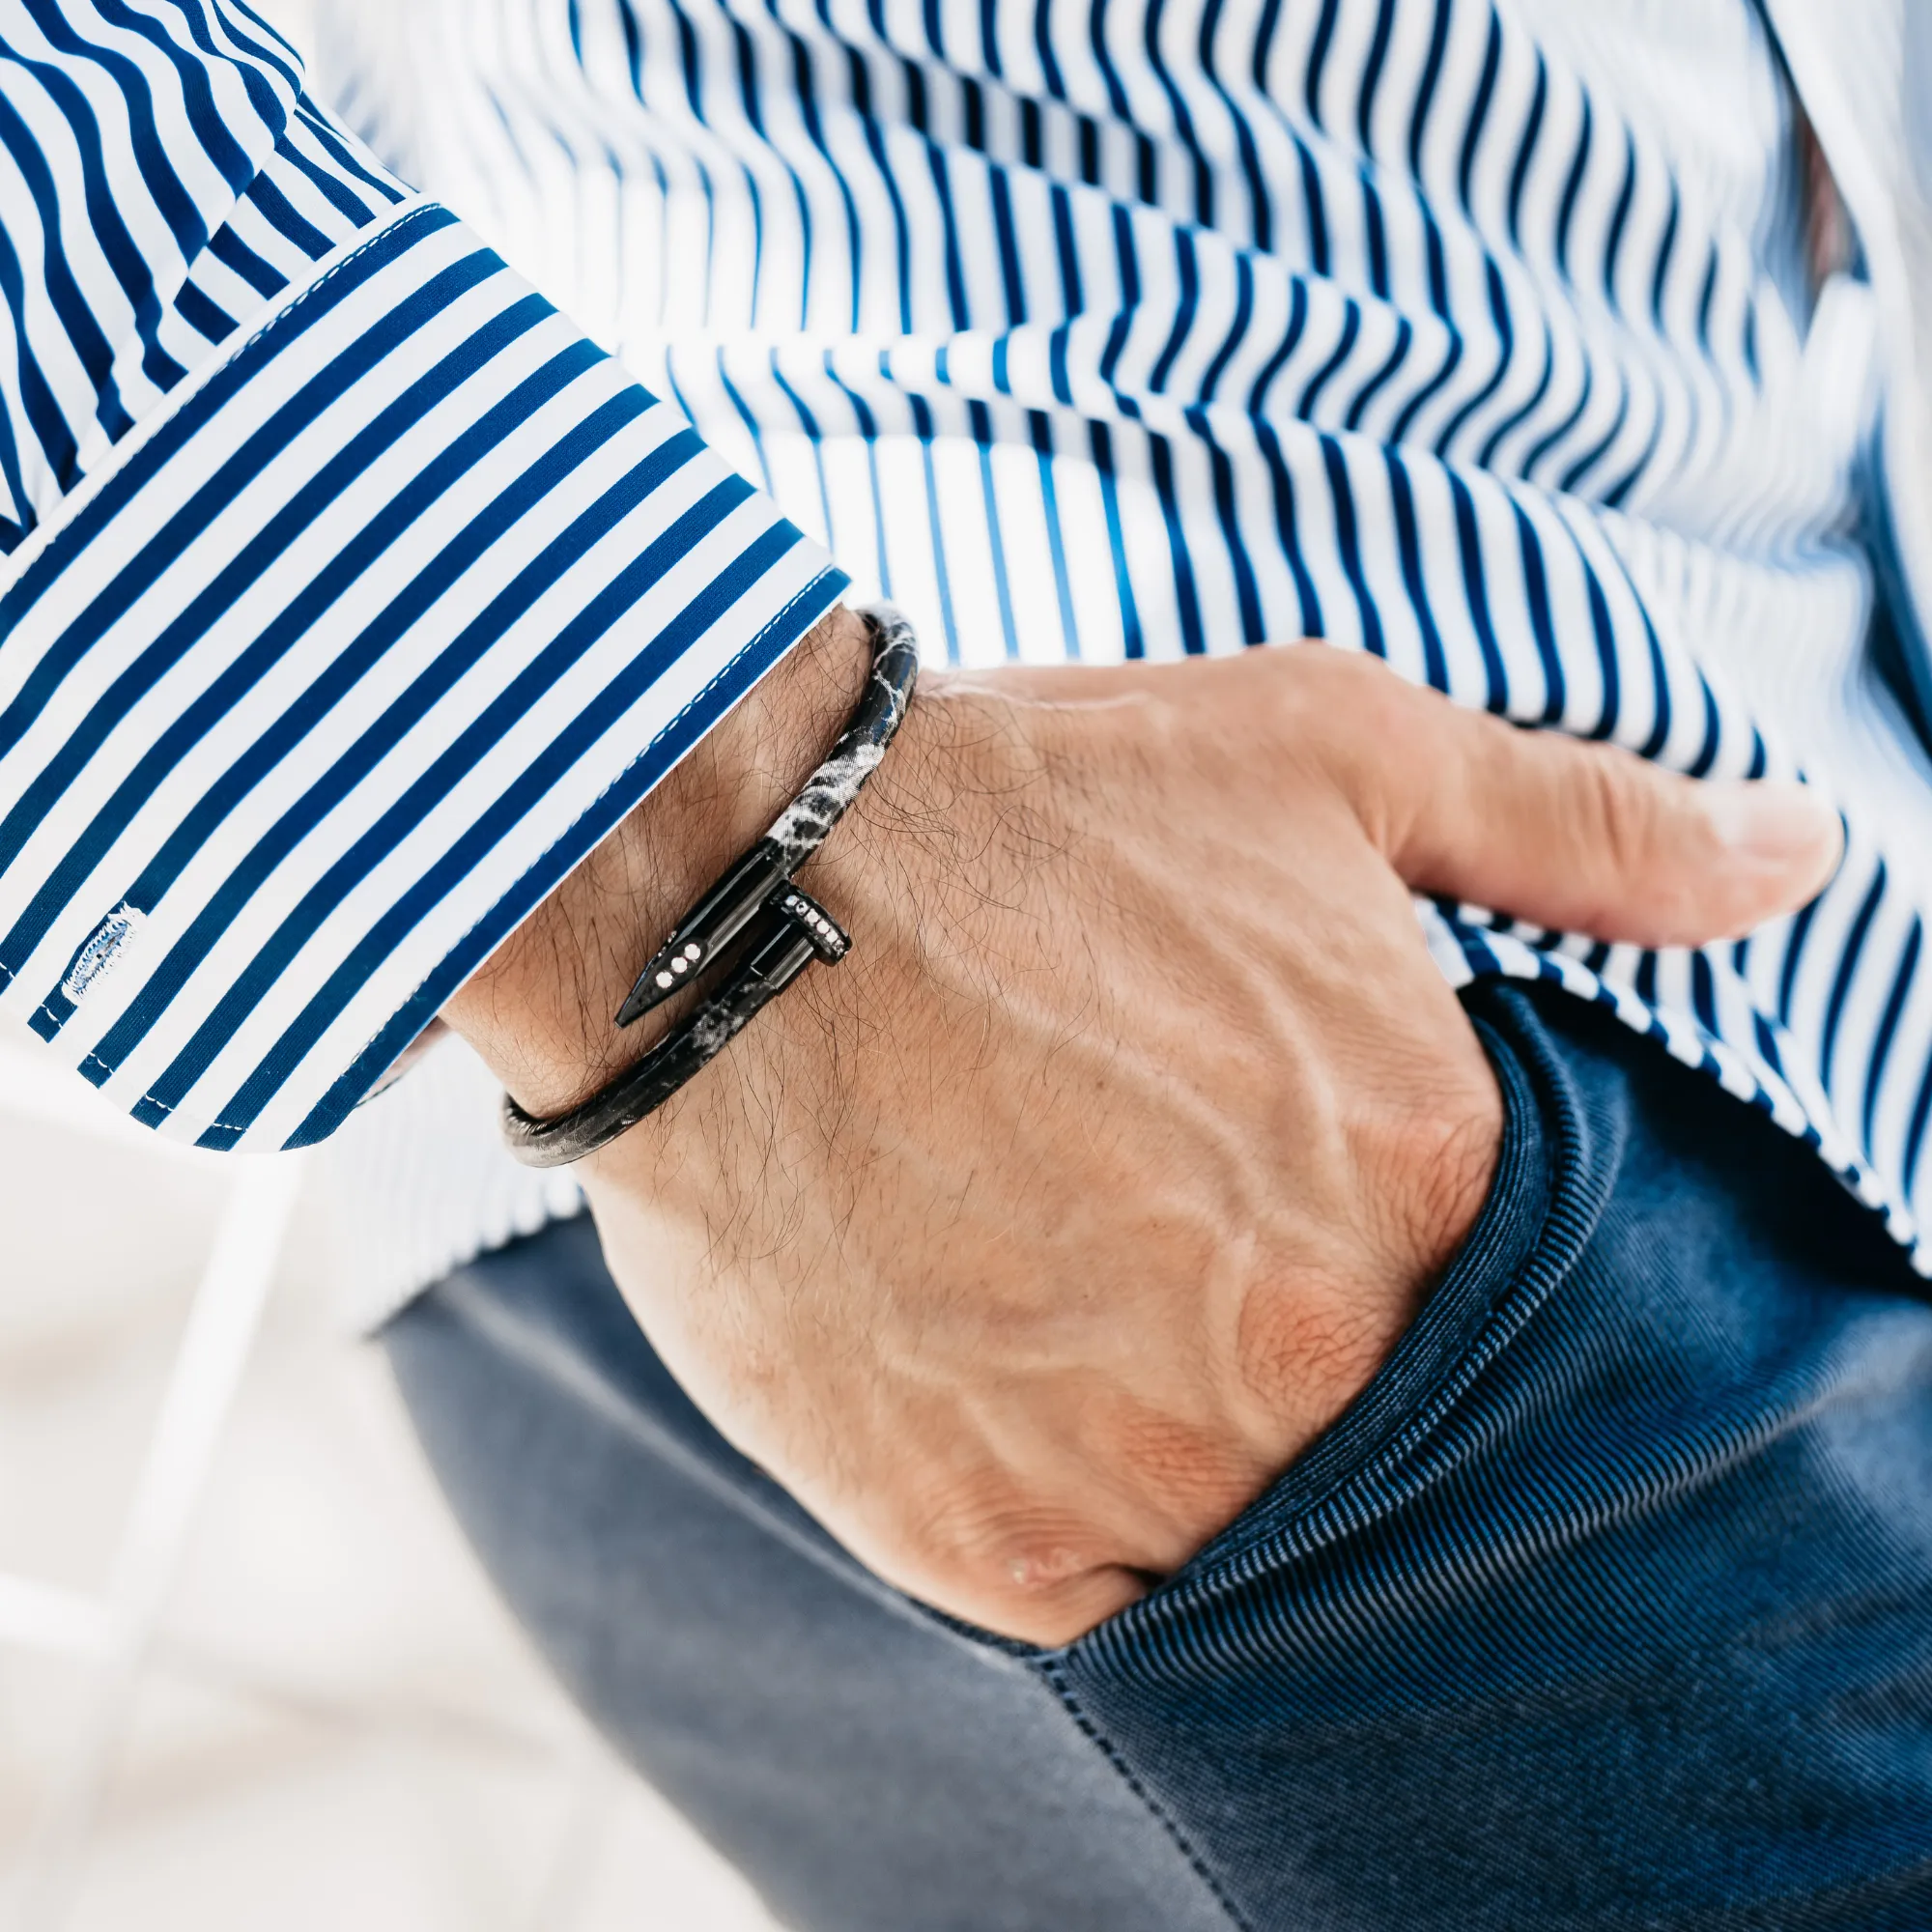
[1341,670,1844,948]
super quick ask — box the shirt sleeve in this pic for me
[0,0,846,1151]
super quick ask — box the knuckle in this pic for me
[1237,1278,1403,1425]
[1270,647,1432,825]
[1267,637,1374,711]
[1101,1403,1266,1542]
[1391,1093,1504,1273]
[904,1482,1111,1610]
[1496,734,1664,906]
[1304,643,1411,736]
[1572,747,1667,871]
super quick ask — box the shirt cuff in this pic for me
[0,199,845,1151]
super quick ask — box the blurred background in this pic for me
[0,1009,782,1931]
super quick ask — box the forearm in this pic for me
[441,605,875,1117]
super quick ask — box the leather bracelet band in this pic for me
[499,605,920,1168]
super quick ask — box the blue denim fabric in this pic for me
[384,983,1932,1929]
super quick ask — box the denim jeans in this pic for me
[383,983,1932,1930]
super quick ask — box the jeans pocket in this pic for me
[900,983,1592,1662]
[1044,980,1588,1661]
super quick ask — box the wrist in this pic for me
[441,604,875,1115]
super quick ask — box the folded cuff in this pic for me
[0,200,844,1151]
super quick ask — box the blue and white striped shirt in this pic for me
[8,0,1932,1288]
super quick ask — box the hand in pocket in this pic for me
[452,632,1842,1643]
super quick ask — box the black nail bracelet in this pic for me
[500,605,921,1167]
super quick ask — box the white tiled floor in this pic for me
[0,1019,782,1932]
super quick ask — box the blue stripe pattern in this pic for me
[316,0,1932,1268]
[7,0,1932,1294]
[0,0,842,1150]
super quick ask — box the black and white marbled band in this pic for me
[500,605,921,1168]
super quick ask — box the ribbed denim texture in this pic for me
[386,983,1932,1929]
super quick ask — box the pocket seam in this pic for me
[1060,983,1615,1657]
[1036,1654,1259,1932]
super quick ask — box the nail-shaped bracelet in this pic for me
[500,604,921,1167]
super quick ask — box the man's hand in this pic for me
[444,612,1841,1644]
